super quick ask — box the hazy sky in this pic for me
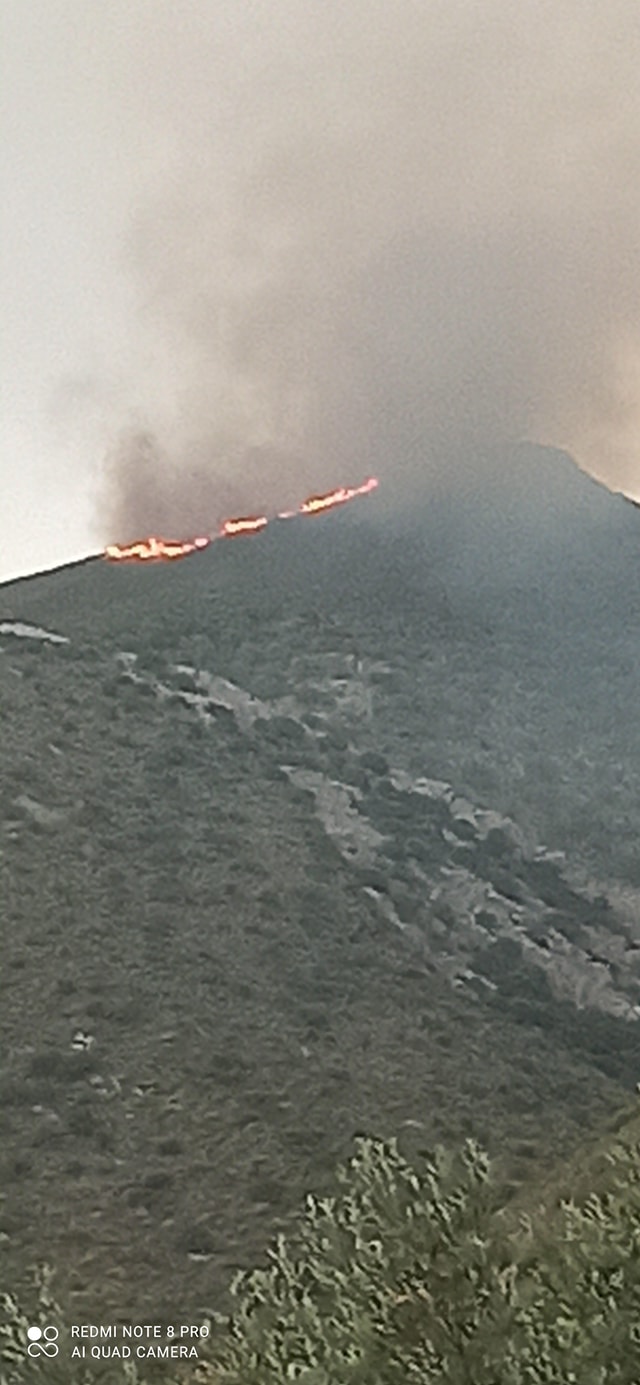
[2,0,639,579]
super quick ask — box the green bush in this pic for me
[212,1134,640,1384]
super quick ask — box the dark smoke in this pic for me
[100,0,640,541]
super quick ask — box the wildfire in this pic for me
[219,514,268,538]
[299,476,379,515]
[104,476,378,562]
[104,535,210,562]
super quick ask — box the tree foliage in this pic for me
[212,1133,640,1384]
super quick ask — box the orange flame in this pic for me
[104,476,378,561]
[105,535,210,562]
[220,514,269,538]
[299,476,379,515]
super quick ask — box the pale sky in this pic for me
[2,0,639,580]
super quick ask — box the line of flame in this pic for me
[105,476,378,561]
[220,515,269,537]
[104,535,210,561]
[298,476,378,515]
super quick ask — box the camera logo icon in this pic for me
[27,1325,59,1358]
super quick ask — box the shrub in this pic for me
[211,1134,640,1384]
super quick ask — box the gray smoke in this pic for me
[96,0,640,540]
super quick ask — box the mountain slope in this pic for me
[1,445,639,1323]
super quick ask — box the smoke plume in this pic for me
[96,0,640,539]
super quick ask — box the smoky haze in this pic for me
[4,1,640,561]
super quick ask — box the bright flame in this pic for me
[105,535,210,562]
[220,514,268,537]
[104,476,378,562]
[299,476,379,515]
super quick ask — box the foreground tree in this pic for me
[213,1133,640,1384]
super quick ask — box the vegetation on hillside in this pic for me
[3,503,640,1327]
[2,1117,638,1384]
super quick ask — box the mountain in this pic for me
[1,444,639,1324]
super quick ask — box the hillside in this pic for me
[1,444,640,1326]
